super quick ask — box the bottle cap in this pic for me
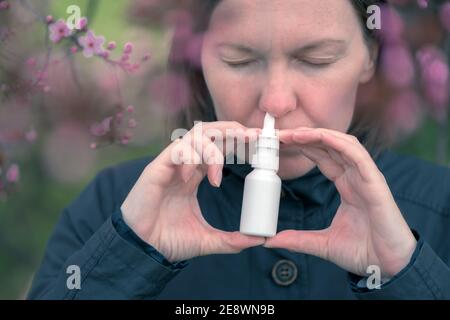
[251,113,279,171]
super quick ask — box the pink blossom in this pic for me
[124,42,134,54]
[0,1,9,10]
[417,0,428,8]
[126,105,134,113]
[90,116,112,137]
[78,31,105,58]
[416,46,449,120]
[115,112,124,125]
[440,2,450,32]
[381,44,415,88]
[120,131,133,145]
[128,118,137,128]
[107,41,116,50]
[26,57,37,67]
[385,91,423,138]
[149,72,191,113]
[142,54,151,62]
[77,17,88,30]
[25,128,37,142]
[45,15,53,24]
[377,6,405,44]
[6,164,19,183]
[70,46,78,54]
[100,51,110,59]
[49,19,71,43]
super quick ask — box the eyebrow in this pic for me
[217,39,348,56]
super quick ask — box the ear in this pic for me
[359,42,379,84]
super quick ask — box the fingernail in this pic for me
[214,168,222,187]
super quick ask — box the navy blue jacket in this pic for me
[27,150,450,299]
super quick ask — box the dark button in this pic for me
[272,259,298,286]
[280,188,286,198]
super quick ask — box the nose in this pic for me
[259,66,297,118]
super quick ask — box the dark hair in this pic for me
[166,0,387,154]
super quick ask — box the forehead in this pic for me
[208,0,360,44]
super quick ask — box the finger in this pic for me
[184,122,260,187]
[278,127,311,144]
[174,139,202,183]
[319,132,380,183]
[195,133,225,188]
[263,229,329,260]
[194,130,258,187]
[299,145,345,181]
[292,129,378,183]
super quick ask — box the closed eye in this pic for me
[297,58,336,68]
[223,59,257,68]
[224,59,335,69]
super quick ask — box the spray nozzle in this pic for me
[262,113,276,136]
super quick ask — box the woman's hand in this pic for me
[121,121,265,263]
[264,128,417,278]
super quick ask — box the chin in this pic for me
[277,152,316,180]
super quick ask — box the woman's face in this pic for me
[201,0,376,179]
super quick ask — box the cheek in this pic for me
[300,62,364,132]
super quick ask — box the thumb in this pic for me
[263,229,329,260]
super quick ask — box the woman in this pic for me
[28,0,450,299]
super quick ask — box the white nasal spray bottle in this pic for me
[239,113,281,237]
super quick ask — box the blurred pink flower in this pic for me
[77,17,88,30]
[120,131,133,145]
[124,42,134,54]
[25,128,37,142]
[26,57,37,67]
[416,46,449,120]
[128,118,137,128]
[78,31,105,58]
[0,1,9,10]
[185,33,204,68]
[49,19,71,43]
[149,72,191,113]
[90,116,112,137]
[107,41,116,50]
[142,54,151,62]
[100,51,110,59]
[6,164,19,183]
[385,91,423,137]
[416,0,428,9]
[381,44,415,88]
[378,6,405,43]
[440,2,450,32]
